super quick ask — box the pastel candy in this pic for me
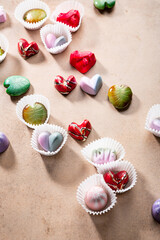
[0,6,6,23]
[38,131,50,151]
[0,132,9,153]
[92,148,116,165]
[152,199,160,223]
[150,118,160,131]
[54,36,67,47]
[49,132,63,152]
[80,74,102,95]
[45,33,56,48]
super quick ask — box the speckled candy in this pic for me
[0,132,9,153]
[150,118,160,132]
[45,33,56,48]
[85,186,108,211]
[92,148,117,165]
[152,199,160,223]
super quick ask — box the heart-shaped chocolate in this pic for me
[103,170,129,190]
[0,6,6,23]
[54,36,67,47]
[38,131,63,152]
[94,0,116,10]
[92,148,116,165]
[4,75,30,96]
[23,102,47,125]
[70,51,96,74]
[56,9,80,28]
[23,8,47,23]
[18,38,39,59]
[54,75,77,95]
[80,74,102,95]
[108,84,132,110]
[68,119,92,141]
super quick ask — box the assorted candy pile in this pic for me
[0,0,159,221]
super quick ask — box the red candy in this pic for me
[57,9,80,28]
[70,50,96,74]
[103,171,129,191]
[18,38,39,59]
[54,75,77,95]
[68,119,92,141]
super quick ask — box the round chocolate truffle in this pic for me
[150,118,160,132]
[152,199,160,223]
[85,186,108,211]
[0,132,9,153]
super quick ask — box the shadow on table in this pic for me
[0,144,16,169]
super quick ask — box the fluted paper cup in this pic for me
[97,161,137,194]
[81,137,125,169]
[16,94,50,129]
[14,0,50,30]
[50,1,84,32]
[76,174,117,215]
[145,104,160,137]
[31,123,68,156]
[0,34,9,63]
[40,23,72,54]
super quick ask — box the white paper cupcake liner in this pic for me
[81,137,125,169]
[0,33,9,63]
[40,23,72,54]
[76,174,117,215]
[16,94,50,129]
[50,1,84,32]
[97,161,137,194]
[145,104,160,137]
[31,123,68,156]
[14,0,50,30]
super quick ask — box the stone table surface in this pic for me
[0,0,160,239]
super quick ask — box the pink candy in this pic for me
[92,148,117,165]
[150,118,160,131]
[45,33,56,48]
[0,6,6,23]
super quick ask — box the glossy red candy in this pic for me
[56,9,80,28]
[103,170,129,191]
[68,119,92,141]
[70,50,96,74]
[54,75,77,95]
[18,38,39,59]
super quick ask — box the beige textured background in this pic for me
[0,0,160,239]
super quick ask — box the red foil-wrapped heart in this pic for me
[70,50,96,74]
[56,9,80,28]
[54,75,77,95]
[103,171,129,190]
[68,119,92,141]
[18,38,39,59]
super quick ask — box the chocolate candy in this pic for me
[85,186,108,211]
[80,74,102,95]
[68,119,91,141]
[152,199,160,223]
[70,51,96,74]
[54,36,67,47]
[23,8,47,23]
[92,148,116,165]
[54,75,77,95]
[94,0,116,10]
[38,131,63,152]
[0,47,4,56]
[150,118,160,132]
[103,171,129,190]
[108,84,132,110]
[57,9,80,28]
[4,75,30,96]
[45,33,56,48]
[0,132,9,153]
[18,38,39,59]
[0,6,6,23]
[23,102,47,125]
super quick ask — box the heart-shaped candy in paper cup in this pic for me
[14,0,50,30]
[16,94,50,129]
[81,137,125,168]
[50,1,84,32]
[145,104,160,137]
[97,161,137,194]
[31,124,68,156]
[94,0,116,10]
[40,23,72,54]
[76,174,117,215]
[80,74,102,95]
[0,33,9,63]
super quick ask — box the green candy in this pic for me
[49,132,63,152]
[23,9,47,23]
[0,47,4,56]
[4,75,30,96]
[94,0,116,10]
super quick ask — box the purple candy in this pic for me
[45,33,56,49]
[152,199,160,223]
[0,132,9,153]
[150,118,160,131]
[38,131,50,151]
[0,6,7,23]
